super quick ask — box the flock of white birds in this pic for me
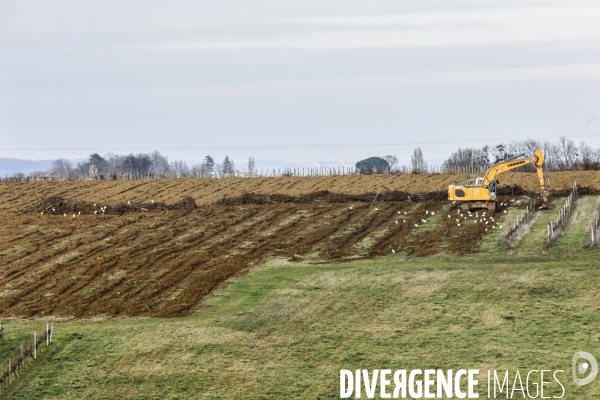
[348,198,521,255]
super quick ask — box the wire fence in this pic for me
[0,164,510,183]
[0,321,54,392]
[504,199,535,246]
[547,182,578,245]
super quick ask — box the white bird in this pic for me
[404,211,407,215]
[431,212,435,216]
[397,211,401,214]
[422,219,426,223]
[456,219,459,222]
[128,201,131,205]
[52,208,55,212]
[349,207,353,210]
[485,221,488,224]
[403,220,406,223]
[485,228,488,231]
[426,210,429,214]
[375,208,379,211]
[415,224,419,227]
[94,204,96,207]
[72,215,75,218]
[452,201,456,204]
[503,210,507,214]
[78,211,81,215]
[448,215,451,218]
[63,213,66,217]
[492,226,495,229]
[151,200,154,203]
[483,212,486,215]
[474,220,477,224]
[392,249,395,254]
[94,211,97,214]
[395,221,398,224]
[499,225,502,228]
[40,212,43,215]
[457,223,461,226]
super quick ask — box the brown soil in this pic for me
[0,171,594,319]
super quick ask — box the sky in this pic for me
[1,0,600,166]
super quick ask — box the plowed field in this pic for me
[0,171,597,318]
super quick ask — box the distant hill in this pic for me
[0,158,54,176]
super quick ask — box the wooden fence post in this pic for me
[33,331,36,359]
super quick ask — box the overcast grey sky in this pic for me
[1,0,600,163]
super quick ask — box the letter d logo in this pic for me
[573,351,598,385]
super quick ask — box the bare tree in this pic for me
[411,148,427,173]
[557,136,578,170]
[169,159,189,178]
[150,151,169,178]
[540,140,560,170]
[489,144,506,163]
[248,156,255,176]
[383,155,398,170]
[51,159,72,177]
[442,147,489,173]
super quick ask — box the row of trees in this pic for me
[442,137,600,172]
[51,152,246,179]
[44,136,600,180]
[357,137,600,174]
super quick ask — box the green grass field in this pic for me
[2,197,600,399]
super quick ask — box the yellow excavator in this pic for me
[448,148,549,212]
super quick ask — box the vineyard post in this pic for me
[46,322,49,346]
[8,358,11,385]
[50,321,54,343]
[33,331,36,359]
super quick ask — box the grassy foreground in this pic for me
[3,251,600,399]
[2,197,600,399]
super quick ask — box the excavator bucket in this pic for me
[539,193,549,210]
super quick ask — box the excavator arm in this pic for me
[482,148,549,208]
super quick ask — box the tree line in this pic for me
[440,136,600,172]
[6,136,600,180]
[50,153,247,179]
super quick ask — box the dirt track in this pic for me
[0,172,595,318]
